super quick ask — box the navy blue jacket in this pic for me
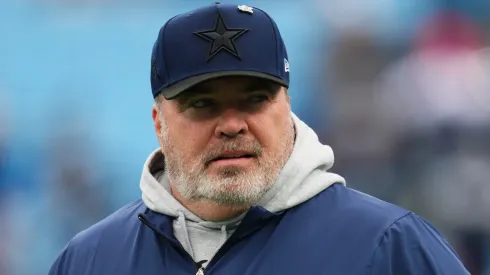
[49,183,469,274]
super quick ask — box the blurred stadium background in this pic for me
[1,0,490,274]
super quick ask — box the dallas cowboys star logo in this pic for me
[194,12,249,62]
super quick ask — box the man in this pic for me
[49,3,470,274]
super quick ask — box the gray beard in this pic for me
[159,116,295,207]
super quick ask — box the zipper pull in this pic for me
[195,260,207,275]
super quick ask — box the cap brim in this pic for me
[159,71,288,100]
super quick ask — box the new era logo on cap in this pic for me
[150,3,290,99]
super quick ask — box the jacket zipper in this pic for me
[195,260,207,275]
[138,214,206,275]
[196,267,205,275]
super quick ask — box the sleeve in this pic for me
[369,213,470,275]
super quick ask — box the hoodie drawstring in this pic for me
[178,211,195,259]
[220,225,227,247]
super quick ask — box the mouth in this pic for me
[210,152,256,163]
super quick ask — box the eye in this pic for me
[190,99,214,108]
[248,94,269,103]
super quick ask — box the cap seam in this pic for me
[162,14,180,82]
[256,7,280,76]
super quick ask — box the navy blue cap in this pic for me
[150,3,290,99]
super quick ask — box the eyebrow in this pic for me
[244,81,279,94]
[177,86,211,102]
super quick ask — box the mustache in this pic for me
[202,139,263,163]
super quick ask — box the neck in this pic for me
[170,185,249,222]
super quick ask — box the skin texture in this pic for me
[152,76,295,221]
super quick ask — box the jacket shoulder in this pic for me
[49,200,147,274]
[312,183,411,227]
[369,211,469,274]
[303,184,468,274]
[297,184,412,256]
[72,199,145,243]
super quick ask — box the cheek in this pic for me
[166,122,211,159]
[251,110,291,153]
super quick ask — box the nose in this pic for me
[214,108,248,139]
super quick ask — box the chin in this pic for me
[195,173,271,206]
[207,166,248,177]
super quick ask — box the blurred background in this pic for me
[1,0,490,274]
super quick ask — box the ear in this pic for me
[283,88,291,104]
[152,105,162,136]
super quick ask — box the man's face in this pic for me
[153,76,295,207]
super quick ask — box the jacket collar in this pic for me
[139,205,284,242]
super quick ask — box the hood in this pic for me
[256,113,346,212]
[140,112,345,220]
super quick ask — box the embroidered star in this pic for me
[194,12,249,62]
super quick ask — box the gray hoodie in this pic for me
[140,113,345,267]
